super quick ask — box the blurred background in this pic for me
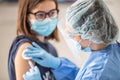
[0,0,120,80]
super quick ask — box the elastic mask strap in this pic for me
[78,39,92,47]
[78,39,82,43]
[88,41,92,47]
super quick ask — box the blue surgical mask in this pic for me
[30,17,58,36]
[76,42,91,52]
[72,39,91,53]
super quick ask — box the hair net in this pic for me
[66,0,119,44]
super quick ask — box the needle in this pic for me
[28,60,34,68]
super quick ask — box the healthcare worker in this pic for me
[8,0,60,80]
[23,0,120,80]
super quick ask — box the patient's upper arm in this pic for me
[15,42,33,80]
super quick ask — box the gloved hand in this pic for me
[23,66,42,80]
[23,42,61,69]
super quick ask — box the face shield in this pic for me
[57,21,91,63]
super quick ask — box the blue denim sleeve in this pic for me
[52,58,80,80]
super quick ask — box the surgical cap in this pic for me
[66,0,119,44]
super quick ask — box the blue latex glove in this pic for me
[23,42,61,69]
[23,66,42,80]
